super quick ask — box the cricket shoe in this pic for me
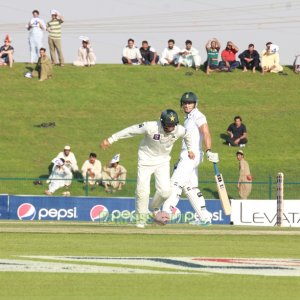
[190,209,212,226]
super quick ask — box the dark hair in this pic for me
[142,40,148,44]
[128,38,134,43]
[32,10,39,14]
[185,40,192,45]
[89,152,97,158]
[168,39,175,43]
[266,42,272,46]
[248,43,254,48]
[40,47,46,52]
[234,116,242,121]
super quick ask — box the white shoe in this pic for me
[240,144,245,148]
[192,208,212,226]
[136,223,145,228]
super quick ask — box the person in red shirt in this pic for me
[219,41,240,72]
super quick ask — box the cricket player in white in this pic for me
[101,109,195,228]
[162,92,219,225]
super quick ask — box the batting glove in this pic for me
[206,150,219,163]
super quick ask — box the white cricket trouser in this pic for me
[162,151,202,212]
[136,161,171,215]
[29,28,43,63]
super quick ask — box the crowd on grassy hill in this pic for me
[1,8,300,78]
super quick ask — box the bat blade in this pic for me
[214,163,231,215]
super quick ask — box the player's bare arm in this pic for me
[100,138,111,150]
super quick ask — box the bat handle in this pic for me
[213,162,219,175]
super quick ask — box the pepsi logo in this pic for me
[17,203,36,220]
[90,205,109,222]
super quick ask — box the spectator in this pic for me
[176,40,201,71]
[31,48,52,81]
[26,9,46,64]
[219,41,240,72]
[139,41,159,65]
[46,9,64,66]
[238,43,260,73]
[122,38,142,65]
[45,158,72,195]
[236,150,252,199]
[102,154,127,193]
[204,38,221,74]
[293,54,300,74]
[159,39,180,66]
[260,42,283,74]
[73,36,96,67]
[81,153,102,186]
[0,35,14,68]
[226,116,248,147]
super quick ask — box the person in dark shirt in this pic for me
[238,43,260,73]
[140,40,159,65]
[226,116,248,147]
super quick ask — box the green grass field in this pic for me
[0,63,299,198]
[0,222,300,300]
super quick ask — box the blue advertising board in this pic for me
[7,195,230,224]
[0,194,9,219]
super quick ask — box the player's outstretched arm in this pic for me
[100,138,111,150]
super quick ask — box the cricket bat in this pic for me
[213,162,231,215]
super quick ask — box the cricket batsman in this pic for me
[161,92,219,225]
[100,109,195,228]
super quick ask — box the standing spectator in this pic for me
[260,42,283,74]
[293,54,300,74]
[238,44,260,73]
[122,38,142,65]
[159,39,180,66]
[204,38,221,74]
[140,41,159,65]
[176,40,201,71]
[219,41,240,72]
[45,158,72,195]
[81,153,102,186]
[0,35,14,68]
[73,37,96,67]
[32,48,52,81]
[226,116,248,147]
[102,154,127,192]
[26,9,46,64]
[236,150,252,199]
[100,109,194,228]
[46,9,64,66]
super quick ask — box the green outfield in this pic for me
[0,222,300,300]
[0,64,299,198]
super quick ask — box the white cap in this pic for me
[64,145,71,150]
[79,36,89,42]
[24,72,32,78]
[53,158,64,166]
[110,154,120,164]
[50,9,59,15]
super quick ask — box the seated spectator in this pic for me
[122,38,142,65]
[73,36,96,67]
[260,42,283,74]
[31,48,52,81]
[45,158,72,195]
[102,154,127,193]
[159,39,180,66]
[219,41,240,72]
[140,41,159,65]
[238,43,260,73]
[176,40,201,71]
[204,38,221,74]
[81,153,102,185]
[226,116,248,147]
[0,35,14,68]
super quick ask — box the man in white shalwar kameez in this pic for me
[176,40,201,71]
[73,37,96,66]
[45,158,72,195]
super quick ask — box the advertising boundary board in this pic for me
[231,200,300,227]
[5,195,230,224]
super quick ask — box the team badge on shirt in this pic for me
[153,134,160,140]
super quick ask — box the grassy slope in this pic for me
[0,225,299,300]
[0,64,299,198]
